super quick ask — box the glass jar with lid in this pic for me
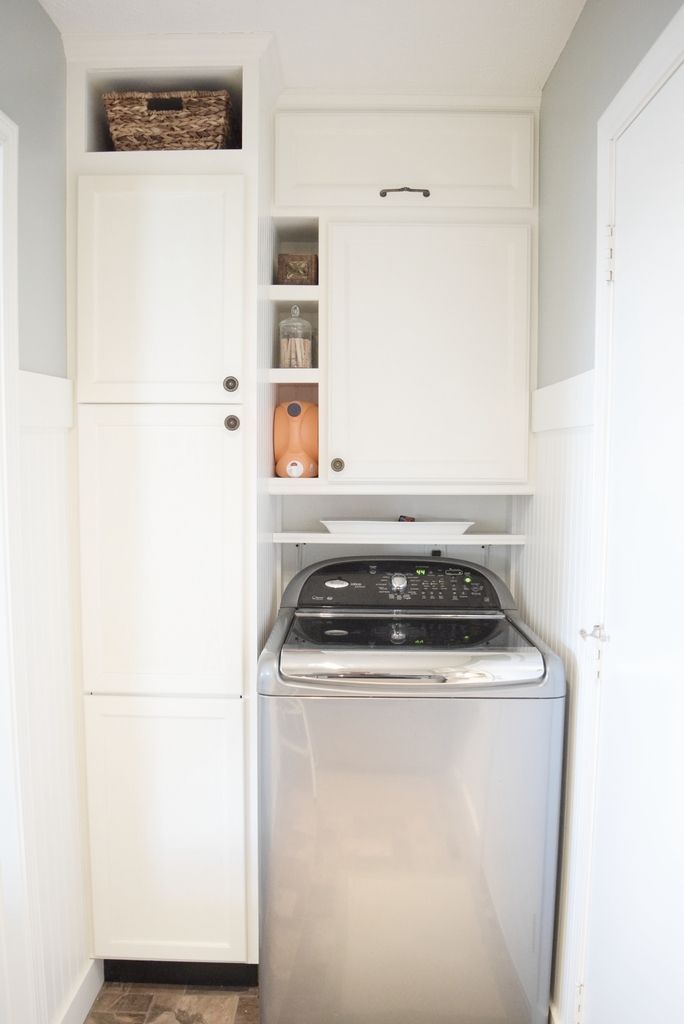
[279,305,313,369]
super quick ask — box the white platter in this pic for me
[321,520,475,537]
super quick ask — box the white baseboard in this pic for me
[532,369,595,432]
[18,371,73,429]
[56,959,103,1024]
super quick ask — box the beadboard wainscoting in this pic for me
[14,372,100,1024]
[512,371,597,1024]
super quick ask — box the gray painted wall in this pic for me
[538,0,682,387]
[0,0,66,376]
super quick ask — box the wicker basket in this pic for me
[102,89,231,151]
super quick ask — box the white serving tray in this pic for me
[320,520,475,537]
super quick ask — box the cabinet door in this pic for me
[85,695,246,961]
[79,405,243,696]
[78,175,244,403]
[276,111,534,208]
[328,222,531,483]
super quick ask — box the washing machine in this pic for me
[258,556,565,1024]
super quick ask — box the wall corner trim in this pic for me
[549,1004,563,1024]
[531,369,595,433]
[18,371,73,429]
[56,959,103,1024]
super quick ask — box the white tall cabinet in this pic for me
[74,128,252,954]
[78,185,248,954]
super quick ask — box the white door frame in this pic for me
[558,8,684,1021]
[0,110,41,1024]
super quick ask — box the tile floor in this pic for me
[86,982,259,1024]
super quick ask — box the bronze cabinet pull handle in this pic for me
[379,186,431,198]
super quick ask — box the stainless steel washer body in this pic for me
[258,557,565,1024]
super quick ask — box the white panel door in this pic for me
[85,695,246,961]
[583,60,684,1023]
[328,222,530,483]
[78,175,244,403]
[276,111,534,208]
[79,404,243,696]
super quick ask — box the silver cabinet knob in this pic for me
[223,376,239,392]
[224,415,240,431]
[331,458,345,472]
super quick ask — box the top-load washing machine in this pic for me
[258,556,565,1024]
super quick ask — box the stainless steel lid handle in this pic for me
[309,672,448,683]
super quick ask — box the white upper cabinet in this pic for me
[275,111,534,208]
[85,695,246,961]
[327,222,531,485]
[79,404,244,696]
[78,175,244,403]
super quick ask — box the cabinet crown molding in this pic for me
[275,91,541,112]
[62,32,275,65]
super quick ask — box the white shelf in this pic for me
[76,149,247,176]
[267,369,320,384]
[267,478,534,496]
[273,532,525,546]
[268,285,319,302]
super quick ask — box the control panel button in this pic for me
[390,573,408,592]
[325,579,350,589]
[390,625,407,644]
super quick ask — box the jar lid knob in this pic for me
[291,304,300,317]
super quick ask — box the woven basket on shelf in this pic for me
[102,89,231,151]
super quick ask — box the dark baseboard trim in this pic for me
[103,960,258,987]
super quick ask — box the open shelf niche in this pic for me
[270,217,320,370]
[266,217,321,482]
[270,299,319,373]
[272,217,319,285]
[271,383,320,482]
[273,494,522,586]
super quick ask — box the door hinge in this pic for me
[605,224,615,282]
[576,981,585,1024]
[579,623,610,642]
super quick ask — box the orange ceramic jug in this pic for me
[274,400,319,478]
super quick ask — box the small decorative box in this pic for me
[277,253,318,286]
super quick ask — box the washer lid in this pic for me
[280,612,544,688]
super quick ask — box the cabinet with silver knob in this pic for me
[78,404,245,698]
[77,174,245,403]
[327,220,532,485]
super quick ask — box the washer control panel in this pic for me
[298,560,500,609]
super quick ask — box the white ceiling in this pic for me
[39,0,587,97]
